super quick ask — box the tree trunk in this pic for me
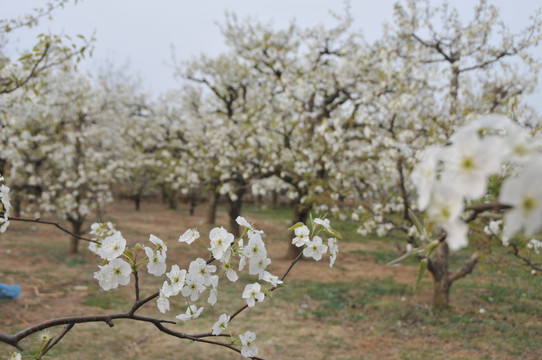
[13,191,22,217]
[161,185,168,204]
[189,193,197,216]
[287,201,310,259]
[69,220,83,255]
[427,242,451,308]
[227,187,246,238]
[432,275,451,309]
[134,194,141,211]
[168,192,177,210]
[272,190,278,208]
[207,190,219,225]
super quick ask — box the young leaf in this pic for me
[413,258,428,291]
[288,222,305,231]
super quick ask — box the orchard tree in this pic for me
[3,67,122,254]
[178,52,276,236]
[354,0,542,307]
[219,13,370,256]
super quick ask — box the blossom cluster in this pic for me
[291,217,340,268]
[87,215,338,358]
[0,175,11,233]
[412,114,542,250]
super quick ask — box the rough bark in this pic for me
[207,190,219,225]
[427,241,480,308]
[427,242,451,308]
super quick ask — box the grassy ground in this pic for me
[0,199,541,359]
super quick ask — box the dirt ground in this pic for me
[0,199,540,359]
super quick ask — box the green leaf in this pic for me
[413,258,427,292]
[408,209,424,236]
[288,222,305,231]
[387,248,418,266]
[426,239,441,258]
[326,227,342,240]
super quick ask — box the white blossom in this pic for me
[242,283,265,307]
[303,236,328,261]
[212,313,230,335]
[239,331,258,358]
[176,305,203,322]
[178,228,200,244]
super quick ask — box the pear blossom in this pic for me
[207,288,219,306]
[8,352,21,360]
[303,236,328,261]
[181,272,206,301]
[89,222,116,240]
[236,216,253,229]
[178,228,200,244]
[222,261,239,282]
[94,258,131,291]
[314,218,331,231]
[88,240,103,256]
[328,237,339,268]
[37,330,53,343]
[145,246,167,276]
[166,265,187,295]
[149,234,167,257]
[188,258,217,287]
[426,183,464,225]
[239,331,258,358]
[209,226,234,260]
[242,282,265,307]
[292,225,310,247]
[440,132,501,200]
[249,256,271,276]
[176,305,203,322]
[527,239,542,254]
[0,179,11,233]
[157,281,173,313]
[411,146,442,210]
[212,313,230,335]
[243,233,267,260]
[500,158,542,239]
[99,231,127,260]
[259,271,283,287]
[441,220,469,251]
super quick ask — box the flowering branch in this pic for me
[1,215,338,359]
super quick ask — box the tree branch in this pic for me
[509,243,542,272]
[449,251,480,283]
[5,215,97,243]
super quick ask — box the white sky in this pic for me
[3,0,542,109]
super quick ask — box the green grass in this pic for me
[243,205,293,224]
[83,288,132,309]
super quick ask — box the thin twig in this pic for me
[5,215,97,243]
[230,250,305,322]
[509,243,542,272]
[134,271,140,302]
[38,323,74,359]
[129,291,159,315]
[464,202,512,223]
